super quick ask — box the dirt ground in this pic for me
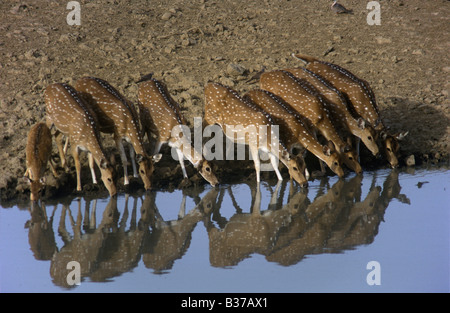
[1,0,449,202]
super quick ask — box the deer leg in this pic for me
[117,138,130,185]
[311,130,327,175]
[63,136,69,155]
[153,141,163,155]
[128,143,138,178]
[269,153,283,181]
[88,152,98,184]
[178,194,187,219]
[176,148,188,178]
[269,180,282,209]
[249,146,261,182]
[319,159,326,175]
[251,182,262,215]
[72,145,82,191]
[48,159,58,177]
[55,131,67,169]
[355,137,361,162]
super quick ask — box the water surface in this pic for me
[1,165,449,293]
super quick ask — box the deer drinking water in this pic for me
[74,77,161,190]
[44,83,117,196]
[243,89,345,178]
[137,76,218,187]
[24,122,58,201]
[204,82,309,187]
[292,53,408,167]
[284,67,380,158]
[260,70,362,174]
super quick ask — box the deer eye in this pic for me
[140,169,145,174]
[368,136,372,141]
[334,162,339,166]
[205,166,211,172]
[293,167,298,171]
[108,178,112,182]
[387,147,391,152]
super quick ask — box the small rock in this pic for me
[161,12,173,20]
[405,154,415,166]
[375,36,392,44]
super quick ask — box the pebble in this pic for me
[161,12,173,20]
[412,49,424,55]
[375,36,392,44]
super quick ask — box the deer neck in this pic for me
[80,130,108,166]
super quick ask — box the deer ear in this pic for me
[323,141,336,156]
[380,130,388,140]
[136,153,144,163]
[346,136,353,147]
[100,158,109,169]
[357,118,366,130]
[152,153,162,163]
[23,176,32,184]
[396,131,409,140]
[374,118,382,128]
[342,143,352,153]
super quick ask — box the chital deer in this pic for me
[74,77,161,190]
[44,83,117,196]
[243,89,344,178]
[137,76,218,186]
[24,122,58,201]
[292,53,408,167]
[260,70,362,174]
[204,82,309,187]
[284,67,380,157]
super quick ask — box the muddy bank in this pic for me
[1,0,449,202]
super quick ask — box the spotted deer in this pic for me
[44,83,117,196]
[292,53,408,167]
[243,89,344,178]
[260,70,362,174]
[137,76,218,186]
[74,77,161,190]
[284,67,380,157]
[24,122,58,201]
[204,82,309,187]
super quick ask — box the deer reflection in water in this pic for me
[205,170,410,267]
[24,201,57,261]
[24,170,409,287]
[139,187,220,274]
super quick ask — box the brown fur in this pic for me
[24,123,55,201]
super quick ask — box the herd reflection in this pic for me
[24,169,410,288]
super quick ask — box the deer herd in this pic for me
[24,53,408,201]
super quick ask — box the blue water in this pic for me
[0,166,449,293]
